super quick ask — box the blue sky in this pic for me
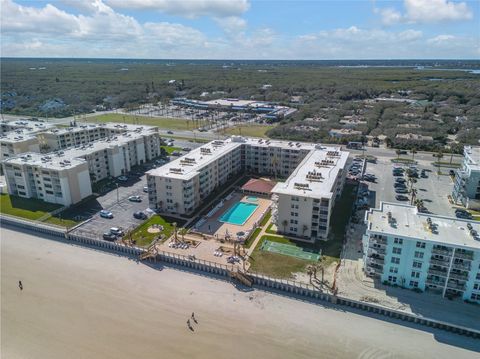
[2,0,479,59]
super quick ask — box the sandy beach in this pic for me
[1,227,479,359]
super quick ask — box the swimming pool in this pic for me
[219,202,259,225]
[246,196,258,202]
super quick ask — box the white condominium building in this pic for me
[2,152,92,206]
[452,146,480,209]
[0,130,40,161]
[39,122,160,152]
[147,136,348,241]
[363,202,480,303]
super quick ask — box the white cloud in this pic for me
[105,0,250,18]
[376,0,473,25]
[215,16,247,35]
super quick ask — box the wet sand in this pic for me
[1,227,479,359]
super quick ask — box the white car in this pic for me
[128,195,142,202]
[143,186,148,193]
[110,227,123,236]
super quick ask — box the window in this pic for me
[414,251,424,259]
[388,276,397,283]
[416,241,426,249]
[473,283,479,291]
[391,257,400,264]
[392,247,402,254]
[409,281,419,288]
[411,271,420,278]
[394,238,403,245]
[470,293,480,301]
[389,267,398,274]
[412,261,422,269]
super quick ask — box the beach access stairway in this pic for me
[229,268,253,287]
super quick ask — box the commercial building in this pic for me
[363,202,480,303]
[452,146,480,209]
[2,152,92,206]
[0,130,40,161]
[146,136,348,241]
[39,123,160,152]
[171,98,296,120]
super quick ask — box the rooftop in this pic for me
[4,132,145,170]
[0,119,55,133]
[367,202,480,250]
[272,146,348,198]
[464,146,480,171]
[3,151,87,171]
[0,129,38,143]
[43,122,158,136]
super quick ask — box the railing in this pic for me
[427,268,448,277]
[454,252,474,261]
[449,273,469,281]
[447,282,466,291]
[367,256,384,265]
[426,279,445,287]
[432,248,452,256]
[2,213,480,339]
[430,259,450,267]
[452,262,471,271]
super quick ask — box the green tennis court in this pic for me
[260,240,320,261]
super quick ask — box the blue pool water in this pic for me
[220,202,259,225]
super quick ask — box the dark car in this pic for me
[394,182,406,188]
[456,212,472,219]
[167,130,174,134]
[133,211,147,220]
[449,170,455,176]
[395,178,406,183]
[395,195,409,201]
[103,232,116,241]
[395,188,409,194]
[392,171,403,177]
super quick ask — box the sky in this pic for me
[1,0,479,59]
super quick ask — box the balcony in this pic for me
[454,252,474,261]
[426,279,445,287]
[432,248,452,256]
[366,265,383,276]
[452,262,471,271]
[448,272,469,281]
[368,247,386,255]
[430,258,450,267]
[447,282,466,291]
[427,268,448,277]
[367,255,384,265]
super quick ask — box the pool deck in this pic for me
[197,192,271,239]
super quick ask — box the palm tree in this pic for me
[434,150,444,163]
[178,228,187,241]
[396,149,402,160]
[410,148,417,161]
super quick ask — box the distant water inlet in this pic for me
[219,202,259,225]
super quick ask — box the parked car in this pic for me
[103,232,116,241]
[182,147,192,152]
[117,175,128,182]
[395,178,406,183]
[110,227,123,236]
[395,188,409,194]
[128,195,142,202]
[395,194,409,201]
[143,186,149,193]
[171,151,182,156]
[393,172,403,177]
[167,131,174,134]
[99,210,113,219]
[394,182,406,188]
[449,170,455,176]
[456,212,472,219]
[133,211,147,220]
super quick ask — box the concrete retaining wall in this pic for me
[2,214,479,339]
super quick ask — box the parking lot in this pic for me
[361,156,457,217]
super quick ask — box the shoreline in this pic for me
[2,227,479,358]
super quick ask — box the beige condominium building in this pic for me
[147,136,348,242]
[3,130,161,205]
[2,152,92,206]
[0,130,40,161]
[39,122,160,152]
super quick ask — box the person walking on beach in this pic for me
[187,319,191,327]
[18,281,23,290]
[191,312,195,320]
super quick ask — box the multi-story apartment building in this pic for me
[363,202,480,303]
[39,123,160,152]
[0,130,40,161]
[452,146,480,209]
[3,130,161,205]
[2,152,92,206]
[147,136,348,241]
[272,148,348,241]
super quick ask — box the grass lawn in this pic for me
[244,227,262,249]
[86,113,195,130]
[249,235,318,278]
[249,183,357,276]
[221,124,275,138]
[161,145,181,154]
[0,194,79,228]
[129,215,185,247]
[259,210,271,226]
[1,194,61,220]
